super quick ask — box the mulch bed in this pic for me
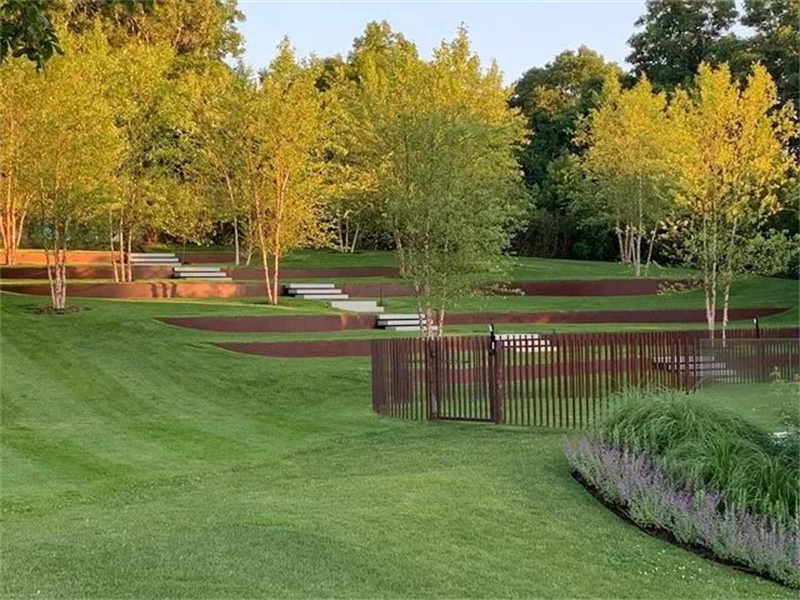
[571,471,786,587]
[32,305,83,315]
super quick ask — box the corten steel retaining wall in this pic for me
[210,327,799,359]
[216,339,374,358]
[163,314,376,333]
[2,250,114,265]
[0,266,175,279]
[371,330,800,428]
[0,265,399,280]
[159,307,787,334]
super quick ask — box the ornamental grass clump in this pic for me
[600,389,799,521]
[565,389,800,588]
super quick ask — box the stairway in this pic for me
[128,252,180,266]
[330,300,384,313]
[284,283,348,300]
[653,354,738,382]
[496,332,553,352]
[376,314,434,332]
[172,266,231,281]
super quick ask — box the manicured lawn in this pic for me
[382,277,797,322]
[0,292,794,598]
[697,384,795,431]
[152,247,694,280]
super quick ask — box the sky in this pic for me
[237,0,648,84]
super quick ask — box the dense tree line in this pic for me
[0,0,796,336]
[511,0,799,261]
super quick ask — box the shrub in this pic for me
[599,389,798,520]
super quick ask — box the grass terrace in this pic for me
[1,289,797,598]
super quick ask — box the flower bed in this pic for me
[566,438,799,587]
[565,391,800,588]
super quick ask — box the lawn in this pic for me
[0,291,795,599]
[150,246,694,280]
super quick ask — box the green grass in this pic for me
[382,277,797,322]
[147,247,694,280]
[697,384,797,432]
[0,291,795,598]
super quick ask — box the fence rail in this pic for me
[371,329,799,429]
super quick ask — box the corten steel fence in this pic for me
[371,329,799,429]
[695,338,800,387]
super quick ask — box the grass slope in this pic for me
[0,292,793,599]
[150,247,694,280]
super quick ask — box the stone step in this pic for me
[285,283,336,290]
[287,290,345,298]
[130,257,180,264]
[174,273,231,280]
[293,293,349,300]
[378,319,423,328]
[130,253,178,259]
[174,266,225,273]
[496,333,543,340]
[380,313,424,320]
[330,300,384,313]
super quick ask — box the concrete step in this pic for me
[330,300,384,313]
[174,266,225,273]
[496,333,543,340]
[294,293,349,300]
[130,255,180,260]
[285,283,336,290]
[174,273,231,280]
[130,252,178,258]
[131,257,180,264]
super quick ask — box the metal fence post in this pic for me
[488,326,504,424]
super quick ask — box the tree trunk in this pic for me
[109,213,119,283]
[350,222,360,254]
[721,280,732,342]
[255,210,273,305]
[44,221,69,310]
[233,215,240,266]
[271,244,281,306]
[615,224,626,264]
[644,226,658,277]
[126,227,133,282]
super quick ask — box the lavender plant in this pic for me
[565,436,800,588]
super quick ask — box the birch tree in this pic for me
[25,31,121,309]
[0,53,42,265]
[581,74,683,276]
[240,40,329,304]
[673,62,797,337]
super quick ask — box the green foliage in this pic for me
[627,0,741,90]
[600,389,799,520]
[741,0,800,106]
[378,110,527,332]
[580,73,684,275]
[0,0,62,68]
[511,47,622,260]
[53,0,241,59]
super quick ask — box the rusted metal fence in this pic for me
[371,328,799,429]
[695,338,800,387]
